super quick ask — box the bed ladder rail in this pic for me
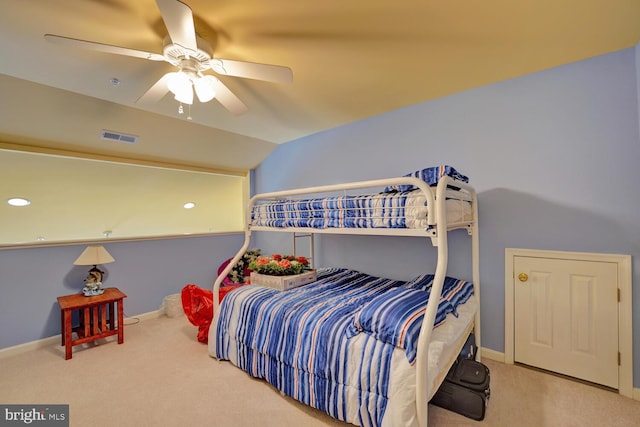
[293,232,314,268]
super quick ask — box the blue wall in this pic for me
[0,233,244,349]
[253,47,640,384]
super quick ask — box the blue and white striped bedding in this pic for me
[382,165,469,193]
[251,165,471,230]
[213,268,474,427]
[251,188,471,230]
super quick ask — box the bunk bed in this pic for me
[208,166,480,427]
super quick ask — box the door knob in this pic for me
[518,273,529,282]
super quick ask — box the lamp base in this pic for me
[82,286,105,297]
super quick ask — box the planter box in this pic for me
[250,270,317,291]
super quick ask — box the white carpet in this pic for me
[1,314,639,426]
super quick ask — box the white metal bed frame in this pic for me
[212,175,480,427]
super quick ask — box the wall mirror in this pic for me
[0,149,247,246]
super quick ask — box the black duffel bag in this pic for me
[430,356,491,421]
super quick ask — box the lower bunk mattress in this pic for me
[210,268,477,427]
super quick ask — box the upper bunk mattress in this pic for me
[251,165,473,230]
[251,188,472,230]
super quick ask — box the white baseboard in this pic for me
[0,335,62,359]
[479,347,640,402]
[479,347,505,363]
[0,309,163,359]
[125,310,163,323]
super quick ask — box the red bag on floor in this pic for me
[181,283,242,343]
[181,284,213,343]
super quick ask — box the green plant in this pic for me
[249,254,310,276]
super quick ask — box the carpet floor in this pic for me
[1,314,639,426]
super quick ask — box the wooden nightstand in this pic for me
[57,287,127,360]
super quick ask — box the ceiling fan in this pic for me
[44,0,293,116]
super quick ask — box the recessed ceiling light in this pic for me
[7,198,31,207]
[183,202,196,209]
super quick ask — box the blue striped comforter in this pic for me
[215,268,474,426]
[251,191,428,229]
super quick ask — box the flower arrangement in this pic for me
[226,248,261,284]
[249,254,310,276]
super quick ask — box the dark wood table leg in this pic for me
[101,304,107,332]
[63,310,73,360]
[92,305,99,336]
[108,302,115,330]
[83,307,90,338]
[60,309,65,346]
[117,298,124,344]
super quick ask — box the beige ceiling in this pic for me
[1,0,639,172]
[1,0,639,245]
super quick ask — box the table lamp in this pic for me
[74,246,115,296]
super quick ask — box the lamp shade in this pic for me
[73,246,115,266]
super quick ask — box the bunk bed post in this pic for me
[415,177,479,427]
[211,196,257,340]
[470,186,481,361]
[211,230,251,332]
[414,177,451,427]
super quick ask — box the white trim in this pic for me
[480,348,640,402]
[127,310,163,322]
[0,335,61,359]
[0,231,242,250]
[0,309,162,359]
[480,347,505,363]
[504,248,633,398]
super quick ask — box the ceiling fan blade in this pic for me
[211,79,248,115]
[136,73,173,104]
[210,59,293,84]
[44,34,166,61]
[156,0,198,52]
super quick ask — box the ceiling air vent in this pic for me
[100,130,138,144]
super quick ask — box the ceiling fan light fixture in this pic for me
[167,71,193,104]
[194,75,216,103]
[174,88,193,105]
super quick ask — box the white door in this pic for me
[514,256,619,389]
